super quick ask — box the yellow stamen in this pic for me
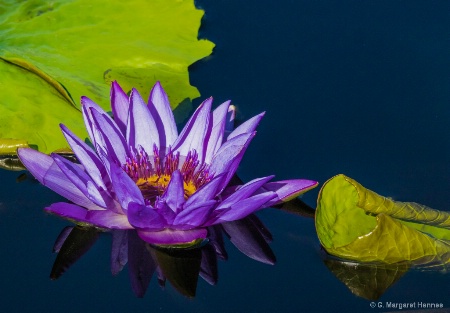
[136,174,197,200]
[183,181,197,198]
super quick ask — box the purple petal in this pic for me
[126,88,160,152]
[81,96,115,147]
[51,154,90,192]
[154,199,176,225]
[109,161,145,209]
[86,210,134,229]
[51,153,108,209]
[172,200,217,228]
[148,81,178,148]
[88,181,123,214]
[127,202,166,231]
[161,170,185,213]
[220,185,240,200]
[45,202,133,229]
[227,112,265,140]
[215,175,275,211]
[204,100,231,164]
[209,132,255,192]
[111,81,129,134]
[18,148,99,210]
[137,228,207,245]
[93,146,126,214]
[183,173,226,210]
[45,202,87,220]
[60,124,109,191]
[172,98,212,159]
[90,108,128,165]
[81,96,98,146]
[262,179,319,206]
[209,192,276,225]
[96,145,112,177]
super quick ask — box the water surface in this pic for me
[2,1,450,312]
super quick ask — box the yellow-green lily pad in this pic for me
[0,0,214,154]
[316,174,450,266]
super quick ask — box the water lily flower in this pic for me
[18,82,318,246]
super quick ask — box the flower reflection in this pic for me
[18,82,317,246]
[50,214,275,298]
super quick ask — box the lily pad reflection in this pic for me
[278,197,450,300]
[323,258,409,300]
[50,214,275,298]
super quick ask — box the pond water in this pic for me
[2,0,450,312]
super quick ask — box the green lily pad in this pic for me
[316,174,450,266]
[0,59,88,153]
[0,0,214,154]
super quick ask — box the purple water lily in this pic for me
[18,82,318,246]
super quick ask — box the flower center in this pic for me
[122,146,211,205]
[135,175,197,200]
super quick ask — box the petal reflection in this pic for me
[49,214,275,297]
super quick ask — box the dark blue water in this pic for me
[2,1,450,312]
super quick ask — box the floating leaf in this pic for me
[0,138,30,155]
[0,0,214,154]
[0,59,88,153]
[315,174,450,266]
